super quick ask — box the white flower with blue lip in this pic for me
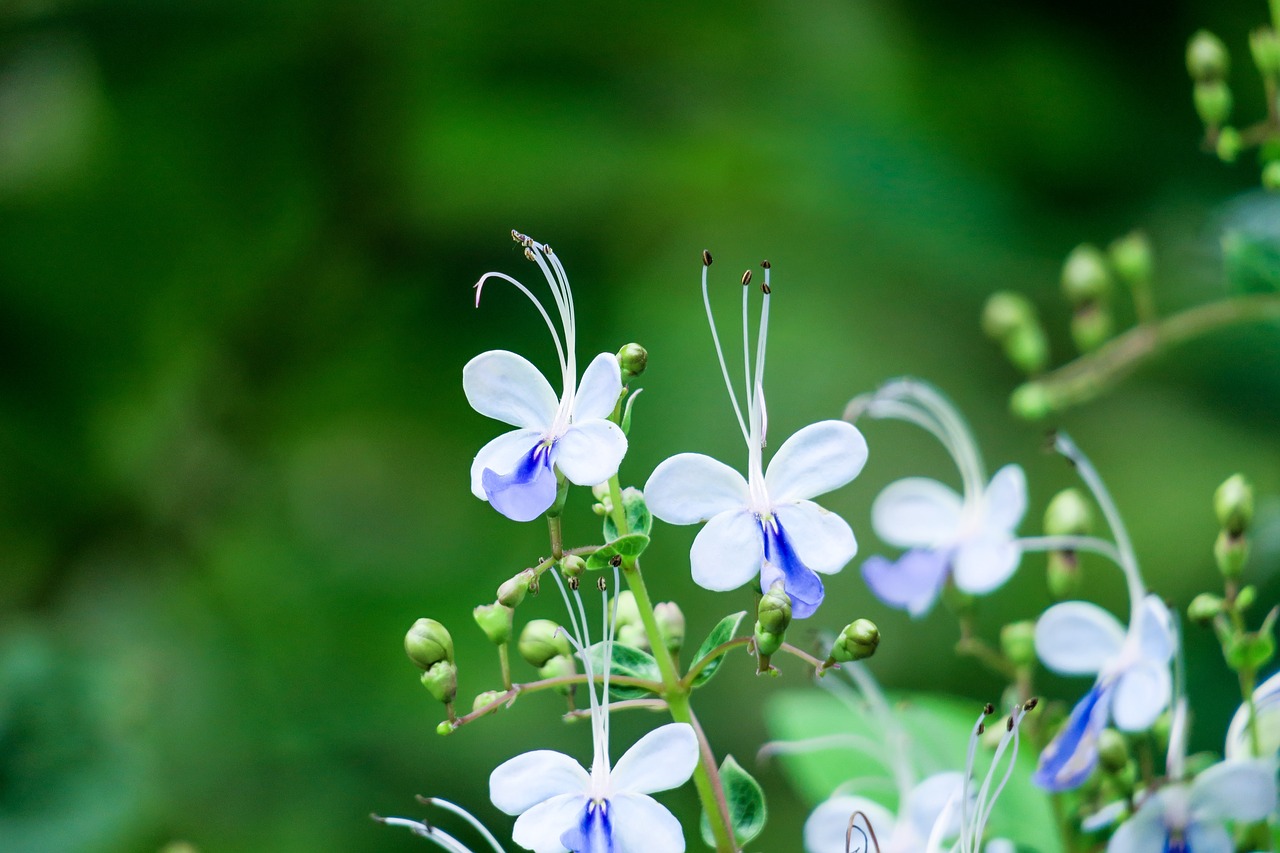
[645,256,867,619]
[465,232,627,522]
[846,380,1027,618]
[489,569,698,852]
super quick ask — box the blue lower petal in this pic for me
[861,549,950,618]
[561,799,613,853]
[481,440,557,522]
[761,518,825,620]
[1033,682,1113,792]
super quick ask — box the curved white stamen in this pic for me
[753,271,771,411]
[427,799,507,853]
[741,277,753,428]
[702,261,750,444]
[376,816,474,853]
[474,271,568,382]
[842,662,916,801]
[1016,535,1123,566]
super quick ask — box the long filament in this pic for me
[702,262,750,443]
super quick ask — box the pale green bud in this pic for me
[981,291,1036,341]
[1005,325,1050,376]
[560,554,587,581]
[497,568,536,608]
[472,690,505,715]
[1047,552,1081,600]
[753,624,783,658]
[1045,488,1093,536]
[617,343,648,380]
[654,601,685,654]
[405,618,454,670]
[1237,584,1258,612]
[1216,126,1242,163]
[1108,231,1153,286]
[420,660,458,704]
[829,618,880,664]
[1194,80,1233,126]
[1188,593,1225,625]
[1000,621,1037,668]
[1264,160,1280,192]
[1071,303,1113,353]
[1061,244,1112,305]
[1215,474,1254,536]
[538,654,577,695]
[757,581,793,635]
[518,619,572,667]
[473,602,513,645]
[1214,529,1249,580]
[1187,30,1229,80]
[1251,27,1280,77]
[1010,382,1053,421]
[1097,729,1129,774]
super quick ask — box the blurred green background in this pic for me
[2,0,1279,850]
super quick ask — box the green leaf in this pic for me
[765,689,1063,853]
[699,754,766,847]
[602,487,653,540]
[577,642,660,700]
[689,611,747,688]
[1222,196,1280,294]
[585,533,650,570]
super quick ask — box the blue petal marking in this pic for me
[1164,835,1188,853]
[861,549,950,618]
[481,440,558,522]
[761,517,825,620]
[1033,681,1112,792]
[561,799,613,853]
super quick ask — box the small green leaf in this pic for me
[620,388,643,436]
[585,533,650,570]
[577,642,660,700]
[602,488,653,540]
[699,754,766,847]
[690,611,747,688]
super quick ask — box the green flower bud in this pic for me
[617,343,648,380]
[1010,382,1053,421]
[1005,325,1050,376]
[560,554,587,581]
[654,601,685,654]
[1236,584,1258,612]
[1047,552,1081,600]
[1194,80,1233,126]
[498,568,536,608]
[472,689,506,715]
[1045,488,1093,536]
[1264,160,1280,192]
[1216,126,1242,163]
[1097,728,1129,774]
[518,619,572,668]
[757,581,793,636]
[405,618,454,670]
[829,618,880,664]
[1214,528,1249,580]
[981,291,1036,341]
[473,602,513,645]
[1062,244,1112,305]
[420,660,458,704]
[1215,474,1254,536]
[538,653,577,695]
[1188,593,1225,625]
[1108,231,1153,287]
[753,624,783,658]
[1000,621,1037,668]
[1187,30,1229,81]
[1151,709,1172,754]
[1071,304,1113,353]
[1251,27,1280,78]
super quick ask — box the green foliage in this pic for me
[577,643,661,700]
[602,488,653,541]
[585,533,651,570]
[689,611,747,688]
[699,755,767,847]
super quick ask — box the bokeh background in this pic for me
[2,0,1279,850]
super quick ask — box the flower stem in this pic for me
[681,637,825,687]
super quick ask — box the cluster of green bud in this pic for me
[1044,487,1092,599]
[612,591,649,649]
[473,602,513,645]
[1187,30,1232,128]
[1251,27,1280,79]
[1107,231,1153,289]
[823,618,880,670]
[518,619,577,695]
[1061,244,1113,353]
[405,618,458,705]
[560,554,587,585]
[1213,474,1254,579]
[982,291,1049,375]
[653,601,685,655]
[753,581,791,660]
[471,689,506,717]
[497,567,537,608]
[617,343,648,381]
[999,621,1036,668]
[590,482,613,517]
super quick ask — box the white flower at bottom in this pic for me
[489,723,698,853]
[804,773,962,853]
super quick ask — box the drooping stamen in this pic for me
[416,798,506,853]
[959,704,991,848]
[846,810,881,853]
[474,271,568,382]
[701,256,750,443]
[970,705,1027,849]
[372,814,476,853]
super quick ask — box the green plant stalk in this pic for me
[1272,0,1280,35]
[498,642,512,691]
[681,637,826,687]
[1226,585,1265,759]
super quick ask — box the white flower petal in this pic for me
[573,352,623,422]
[1105,801,1168,853]
[764,420,868,504]
[803,796,894,853]
[510,793,586,853]
[951,532,1020,595]
[609,793,686,853]
[982,464,1027,533]
[464,350,559,430]
[1034,601,1125,676]
[490,749,589,815]
[555,419,626,486]
[1226,670,1280,760]
[471,428,544,499]
[1111,659,1171,731]
[905,772,963,840]
[690,509,763,591]
[774,501,857,575]
[1136,595,1175,663]
[609,723,699,795]
[645,454,750,525]
[1184,821,1234,853]
[871,478,964,549]
[1188,759,1279,823]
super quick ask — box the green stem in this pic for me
[1026,293,1280,414]
[1272,0,1280,34]
[548,515,564,560]
[682,637,825,687]
[498,643,512,691]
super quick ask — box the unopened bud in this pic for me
[982,291,1036,341]
[757,581,793,636]
[1252,27,1280,77]
[472,690,505,715]
[1062,244,1112,305]
[538,654,577,695]
[1047,552,1081,600]
[1188,593,1225,625]
[1215,474,1254,536]
[754,624,784,658]
[1010,381,1053,421]
[1214,529,1249,580]
[1264,160,1280,192]
[829,619,880,664]
[405,618,454,670]
[1194,80,1233,126]
[1187,30,1229,80]
[498,568,536,608]
[654,602,685,654]
[518,619,572,667]
[1151,710,1173,754]
[1005,325,1051,376]
[1098,729,1130,774]
[561,555,587,581]
[420,660,458,704]
[1000,621,1037,667]
[617,343,648,380]
[1045,488,1093,536]
[473,602,513,645]
[1217,126,1243,163]
[1108,231,1153,287]
[1071,303,1113,353]
[1237,585,1258,612]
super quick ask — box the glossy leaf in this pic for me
[699,754,766,847]
[585,533,651,571]
[689,611,747,688]
[602,487,653,540]
[577,642,660,700]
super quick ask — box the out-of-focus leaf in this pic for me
[699,755,766,847]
